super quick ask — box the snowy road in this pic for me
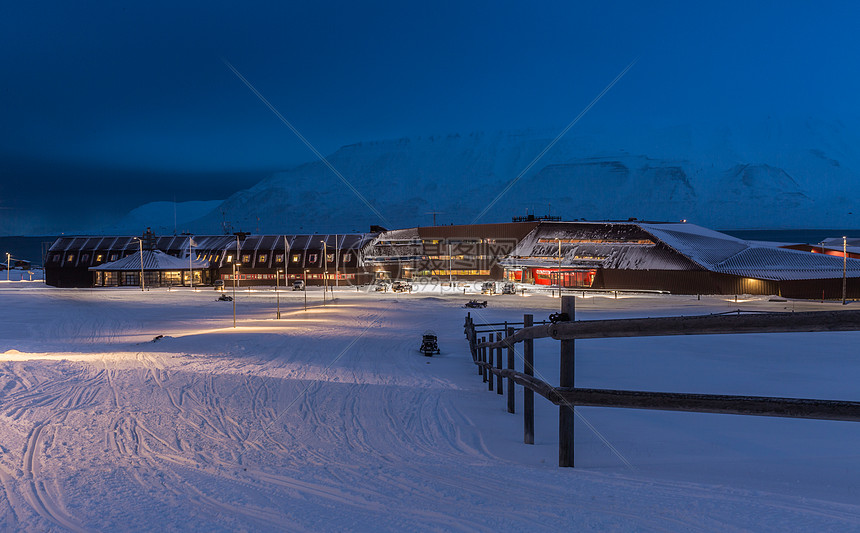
[0,283,858,531]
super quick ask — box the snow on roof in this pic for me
[502,221,700,271]
[638,223,749,267]
[640,223,860,280]
[506,221,860,281]
[90,250,209,271]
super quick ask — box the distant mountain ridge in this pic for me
[117,117,860,234]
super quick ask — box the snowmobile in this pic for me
[464,300,488,308]
[419,331,441,357]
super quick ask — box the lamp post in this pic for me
[284,235,290,292]
[132,237,144,291]
[5,253,9,282]
[233,263,241,327]
[557,238,562,292]
[189,236,194,290]
[303,269,309,311]
[321,239,328,303]
[334,233,339,289]
[276,268,282,319]
[447,241,453,291]
[843,236,848,305]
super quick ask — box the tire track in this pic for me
[21,424,89,533]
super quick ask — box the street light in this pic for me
[132,237,144,291]
[321,239,328,303]
[233,263,241,327]
[557,238,562,292]
[276,268,282,319]
[303,268,309,311]
[5,253,9,282]
[284,235,290,293]
[843,236,848,305]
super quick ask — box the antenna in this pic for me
[425,210,443,226]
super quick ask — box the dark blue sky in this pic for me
[2,1,859,233]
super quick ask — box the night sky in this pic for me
[2,1,859,234]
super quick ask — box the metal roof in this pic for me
[90,250,209,271]
[640,223,860,281]
[504,221,860,282]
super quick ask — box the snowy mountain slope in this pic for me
[137,117,860,234]
[105,200,223,235]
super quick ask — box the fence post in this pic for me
[507,326,515,414]
[488,336,494,391]
[496,332,503,395]
[523,314,534,444]
[468,318,478,363]
[481,336,487,381]
[559,296,576,467]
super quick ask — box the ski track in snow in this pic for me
[0,286,858,531]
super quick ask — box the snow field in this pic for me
[0,284,857,531]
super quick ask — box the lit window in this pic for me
[226,254,233,263]
[242,254,251,263]
[343,253,351,262]
[326,253,334,263]
[291,254,301,263]
[259,254,267,263]
[275,254,284,263]
[67,254,75,262]
[96,254,103,262]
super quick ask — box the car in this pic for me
[292,280,305,291]
[374,280,391,291]
[480,281,496,294]
[501,282,516,294]
[391,281,411,292]
[213,280,225,291]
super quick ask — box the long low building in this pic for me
[44,222,860,299]
[45,229,377,288]
[501,221,860,299]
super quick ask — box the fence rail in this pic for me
[463,299,860,467]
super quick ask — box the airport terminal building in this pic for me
[44,221,860,299]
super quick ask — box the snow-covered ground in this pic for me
[0,282,857,532]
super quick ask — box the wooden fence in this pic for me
[463,297,860,467]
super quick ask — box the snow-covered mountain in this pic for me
[132,116,860,234]
[105,200,223,235]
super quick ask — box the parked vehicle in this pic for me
[374,280,391,292]
[501,282,516,294]
[419,331,440,356]
[391,281,411,292]
[213,280,225,291]
[481,281,496,294]
[464,300,488,308]
[292,280,305,291]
